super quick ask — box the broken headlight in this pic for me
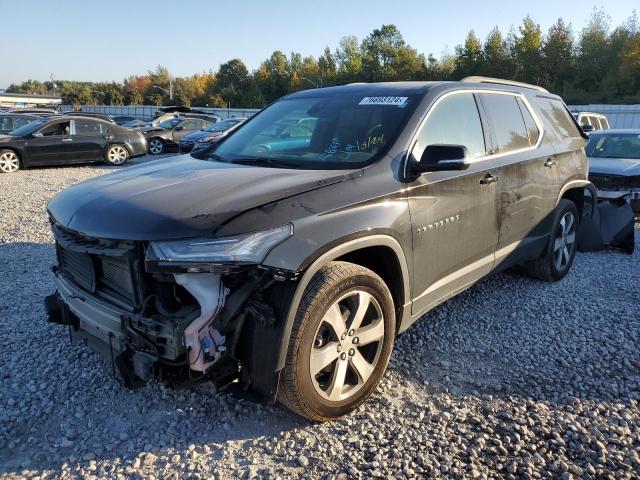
[146,224,293,272]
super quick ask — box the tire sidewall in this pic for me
[548,201,579,280]
[293,272,395,419]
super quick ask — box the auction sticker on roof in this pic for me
[359,96,408,106]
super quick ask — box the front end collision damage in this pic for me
[578,184,635,254]
[44,229,298,397]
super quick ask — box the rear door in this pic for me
[71,119,109,162]
[172,120,203,143]
[408,91,500,315]
[25,120,75,165]
[478,91,553,268]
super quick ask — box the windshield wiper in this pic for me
[229,157,303,168]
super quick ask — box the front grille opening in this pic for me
[152,276,198,316]
[95,255,137,310]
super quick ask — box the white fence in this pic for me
[60,105,260,120]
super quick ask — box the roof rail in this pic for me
[461,76,548,93]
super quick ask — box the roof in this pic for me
[569,104,640,129]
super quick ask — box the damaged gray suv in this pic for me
[46,77,593,420]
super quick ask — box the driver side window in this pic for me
[39,121,71,137]
[414,93,486,161]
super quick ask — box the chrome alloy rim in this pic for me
[107,145,128,164]
[554,211,576,270]
[149,139,163,154]
[0,151,19,173]
[310,290,385,401]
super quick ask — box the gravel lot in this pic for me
[0,156,638,480]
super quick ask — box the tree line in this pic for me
[7,9,640,108]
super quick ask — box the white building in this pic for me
[0,92,62,108]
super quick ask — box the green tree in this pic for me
[453,30,483,78]
[514,16,543,83]
[542,19,575,94]
[335,36,363,83]
[482,27,514,79]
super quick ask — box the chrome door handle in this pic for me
[544,157,558,167]
[61,138,73,142]
[480,174,499,185]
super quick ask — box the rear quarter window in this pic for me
[533,97,582,140]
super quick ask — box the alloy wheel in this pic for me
[310,290,385,402]
[0,151,19,173]
[553,211,576,270]
[149,139,163,154]
[107,145,128,165]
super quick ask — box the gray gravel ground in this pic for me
[0,157,639,480]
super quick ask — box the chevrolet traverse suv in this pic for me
[46,77,592,420]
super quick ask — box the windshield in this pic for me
[586,133,640,159]
[211,93,419,169]
[9,118,47,136]
[204,119,242,133]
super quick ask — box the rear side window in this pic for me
[516,98,540,146]
[74,119,105,136]
[481,93,530,153]
[0,116,12,130]
[534,97,582,140]
[415,92,486,159]
[12,117,32,129]
[600,117,610,129]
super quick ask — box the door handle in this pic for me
[61,138,73,142]
[480,174,499,185]
[544,157,558,167]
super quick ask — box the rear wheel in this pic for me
[148,138,164,155]
[526,199,579,281]
[278,261,395,421]
[0,149,20,173]
[105,144,129,165]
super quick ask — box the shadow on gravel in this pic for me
[393,241,639,408]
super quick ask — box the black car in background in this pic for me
[178,117,247,153]
[0,115,147,173]
[141,117,213,154]
[0,114,41,134]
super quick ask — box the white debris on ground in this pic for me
[0,157,638,480]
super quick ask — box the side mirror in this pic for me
[411,144,471,174]
[174,126,184,131]
[31,131,43,138]
[581,124,595,134]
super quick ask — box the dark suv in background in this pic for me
[46,77,591,420]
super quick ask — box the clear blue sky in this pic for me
[1,0,636,88]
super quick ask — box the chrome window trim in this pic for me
[404,88,545,178]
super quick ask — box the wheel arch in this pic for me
[274,235,410,371]
[556,180,597,218]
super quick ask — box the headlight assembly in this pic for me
[146,224,293,272]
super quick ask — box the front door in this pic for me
[25,120,76,166]
[408,91,500,316]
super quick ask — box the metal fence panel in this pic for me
[60,105,260,121]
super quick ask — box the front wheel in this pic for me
[148,138,164,155]
[0,149,20,173]
[526,199,579,281]
[105,144,129,165]
[278,261,395,421]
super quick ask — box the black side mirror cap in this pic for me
[581,124,595,134]
[411,144,471,174]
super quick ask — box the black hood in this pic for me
[181,130,218,142]
[139,126,167,135]
[47,155,356,240]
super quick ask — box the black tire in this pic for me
[525,199,579,281]
[278,261,395,421]
[105,144,129,166]
[148,137,165,155]
[0,149,21,173]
